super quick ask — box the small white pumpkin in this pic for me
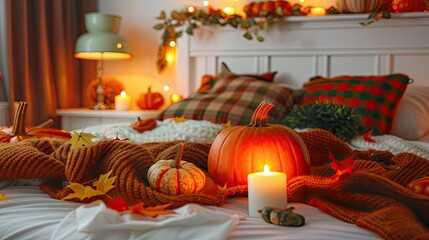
[147,143,206,195]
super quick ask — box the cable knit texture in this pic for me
[0,129,428,240]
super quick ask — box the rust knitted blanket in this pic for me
[293,129,429,240]
[0,138,228,208]
[0,129,428,240]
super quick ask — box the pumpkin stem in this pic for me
[248,100,275,127]
[10,101,31,137]
[173,143,185,168]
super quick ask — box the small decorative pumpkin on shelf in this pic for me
[0,101,71,143]
[208,100,311,187]
[407,176,429,196]
[336,0,382,13]
[243,0,293,17]
[136,86,164,110]
[130,117,157,133]
[147,143,206,195]
[394,0,427,12]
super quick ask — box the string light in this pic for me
[169,40,176,47]
[187,5,195,13]
[163,85,170,92]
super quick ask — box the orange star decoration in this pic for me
[106,196,174,218]
[62,170,117,201]
[170,115,186,123]
[0,193,7,202]
[329,151,355,181]
[66,131,98,150]
[221,120,231,128]
[363,129,376,143]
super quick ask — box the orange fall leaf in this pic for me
[329,151,355,180]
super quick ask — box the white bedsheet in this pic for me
[0,186,380,240]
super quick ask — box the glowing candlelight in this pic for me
[247,164,287,218]
[309,6,326,16]
[115,91,131,111]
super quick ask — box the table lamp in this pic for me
[74,12,132,110]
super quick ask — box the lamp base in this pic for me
[91,101,109,110]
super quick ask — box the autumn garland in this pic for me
[153,2,394,72]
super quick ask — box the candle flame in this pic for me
[264,164,269,173]
[120,91,126,97]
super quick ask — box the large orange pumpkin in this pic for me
[0,102,71,143]
[208,100,311,187]
[136,86,164,110]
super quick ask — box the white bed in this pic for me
[1,12,429,240]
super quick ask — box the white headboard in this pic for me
[176,12,429,96]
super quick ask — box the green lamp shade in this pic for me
[74,12,132,60]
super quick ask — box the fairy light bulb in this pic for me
[164,85,170,92]
[187,6,195,13]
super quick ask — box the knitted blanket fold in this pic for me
[0,138,228,208]
[293,129,429,240]
[1,129,428,240]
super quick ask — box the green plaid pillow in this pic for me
[157,76,294,126]
[299,74,410,135]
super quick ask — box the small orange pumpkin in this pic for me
[407,176,429,196]
[244,0,292,17]
[208,100,311,187]
[147,143,206,195]
[136,86,164,110]
[130,117,157,133]
[0,102,71,143]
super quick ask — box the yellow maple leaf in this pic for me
[92,170,117,194]
[62,170,117,201]
[221,120,231,128]
[170,115,186,123]
[66,131,98,150]
[129,202,174,218]
[62,183,105,201]
[0,193,7,202]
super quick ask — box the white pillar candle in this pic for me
[115,91,131,111]
[248,165,287,218]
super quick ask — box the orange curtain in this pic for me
[6,0,97,127]
[0,72,6,102]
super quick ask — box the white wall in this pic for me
[98,0,333,109]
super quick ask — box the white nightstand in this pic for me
[56,108,161,131]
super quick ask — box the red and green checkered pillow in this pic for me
[157,76,294,126]
[299,74,410,135]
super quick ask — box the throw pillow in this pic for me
[196,62,277,93]
[158,75,294,126]
[298,74,410,135]
[391,84,429,140]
